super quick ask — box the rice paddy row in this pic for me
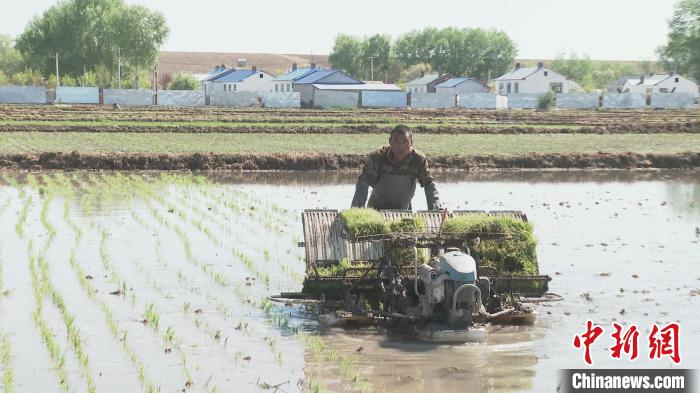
[1,132,698,155]
[0,172,376,393]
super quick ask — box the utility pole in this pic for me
[117,47,122,89]
[55,53,60,87]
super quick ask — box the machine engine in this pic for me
[415,248,491,327]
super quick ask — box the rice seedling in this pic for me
[441,215,538,275]
[164,326,176,344]
[143,303,160,331]
[14,196,32,238]
[1,335,14,393]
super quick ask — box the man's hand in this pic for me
[433,200,446,211]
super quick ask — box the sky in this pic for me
[1,0,677,61]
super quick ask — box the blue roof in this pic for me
[436,77,484,88]
[294,69,338,84]
[211,69,256,82]
[274,68,318,81]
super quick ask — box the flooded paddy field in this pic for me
[0,169,698,393]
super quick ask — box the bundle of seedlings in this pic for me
[441,215,538,275]
[339,208,426,237]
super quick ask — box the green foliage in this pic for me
[537,90,556,110]
[550,52,595,90]
[45,74,78,88]
[441,215,537,275]
[658,0,700,81]
[329,34,364,79]
[15,0,169,79]
[551,52,658,91]
[0,70,7,85]
[9,69,43,86]
[394,27,517,80]
[399,63,434,84]
[0,35,25,76]
[388,217,426,233]
[76,70,97,87]
[167,72,199,90]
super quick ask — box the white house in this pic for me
[495,63,577,95]
[607,74,698,94]
[434,77,489,94]
[202,66,275,96]
[405,73,452,93]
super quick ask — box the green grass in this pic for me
[0,119,581,129]
[0,132,696,155]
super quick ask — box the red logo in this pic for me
[573,322,681,365]
[648,322,681,364]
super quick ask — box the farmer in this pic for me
[351,125,443,211]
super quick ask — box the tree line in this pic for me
[329,27,518,83]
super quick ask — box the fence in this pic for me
[0,85,698,111]
[260,92,301,108]
[361,91,407,108]
[555,93,599,109]
[650,93,695,109]
[55,86,99,104]
[411,93,456,109]
[602,93,646,109]
[157,90,205,107]
[104,89,152,106]
[457,93,505,109]
[0,86,47,104]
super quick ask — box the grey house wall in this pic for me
[314,90,359,108]
[294,84,315,106]
[361,91,407,108]
[602,93,645,109]
[411,93,456,109]
[508,94,543,109]
[650,93,695,109]
[0,86,46,104]
[209,91,259,107]
[556,93,599,109]
[104,89,152,106]
[158,90,205,107]
[56,86,99,104]
[260,92,301,108]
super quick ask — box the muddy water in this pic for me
[0,170,698,393]
[232,170,700,392]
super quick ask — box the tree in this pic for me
[398,63,434,83]
[658,0,700,81]
[15,0,168,79]
[167,73,199,90]
[393,27,517,80]
[551,52,595,90]
[0,35,25,76]
[329,34,363,78]
[361,34,391,81]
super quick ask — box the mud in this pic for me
[1,123,698,134]
[1,151,698,171]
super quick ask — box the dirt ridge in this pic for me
[1,152,697,171]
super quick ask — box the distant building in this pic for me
[607,74,698,94]
[434,77,489,95]
[274,63,363,106]
[272,63,321,93]
[405,73,452,94]
[202,66,275,97]
[495,62,577,95]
